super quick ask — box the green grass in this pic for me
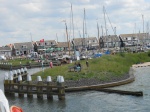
[31,52,150,82]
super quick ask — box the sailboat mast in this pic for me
[103,6,108,49]
[56,33,58,42]
[65,22,70,55]
[71,4,74,39]
[82,8,85,48]
[142,15,144,33]
[97,22,100,51]
[30,33,33,42]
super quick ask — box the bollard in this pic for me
[37,76,43,99]
[8,73,15,96]
[27,75,33,98]
[18,75,24,97]
[17,69,21,76]
[46,76,53,100]
[21,68,25,81]
[13,70,18,83]
[21,68,24,74]
[13,70,17,77]
[4,72,9,95]
[9,71,14,83]
[57,76,65,100]
[24,67,27,73]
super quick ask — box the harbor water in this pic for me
[0,67,150,112]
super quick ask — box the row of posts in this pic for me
[0,62,12,70]
[4,68,65,100]
[4,67,28,83]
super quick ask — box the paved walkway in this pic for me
[132,62,150,68]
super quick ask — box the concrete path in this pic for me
[132,62,150,68]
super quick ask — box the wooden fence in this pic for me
[4,68,65,100]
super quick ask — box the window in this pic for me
[39,43,40,45]
[51,42,53,45]
[22,45,27,48]
[93,40,95,43]
[45,42,47,45]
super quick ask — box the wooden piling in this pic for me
[18,75,24,98]
[13,70,18,83]
[47,76,53,100]
[9,76,15,96]
[27,75,33,98]
[4,79,9,95]
[57,76,65,100]
[37,76,43,99]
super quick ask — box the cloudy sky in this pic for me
[0,0,150,46]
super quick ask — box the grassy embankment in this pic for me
[32,52,150,82]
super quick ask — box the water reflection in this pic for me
[0,67,150,112]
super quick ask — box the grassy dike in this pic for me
[32,52,150,82]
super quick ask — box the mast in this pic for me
[103,6,108,49]
[30,33,33,52]
[83,8,85,48]
[142,15,144,33]
[97,22,100,51]
[142,14,145,46]
[65,22,70,55]
[56,33,58,42]
[82,8,87,48]
[114,27,116,47]
[71,3,74,39]
[101,25,103,37]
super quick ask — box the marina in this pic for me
[0,66,150,111]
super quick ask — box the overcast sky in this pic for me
[0,0,150,46]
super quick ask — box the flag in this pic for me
[40,39,44,43]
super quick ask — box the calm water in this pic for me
[0,67,150,112]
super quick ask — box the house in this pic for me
[57,42,71,51]
[0,46,12,57]
[100,35,119,48]
[35,40,57,53]
[120,33,149,46]
[72,37,98,50]
[12,42,34,56]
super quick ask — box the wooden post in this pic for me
[37,76,43,99]
[46,76,53,100]
[27,75,33,98]
[9,73,15,96]
[4,72,9,95]
[24,67,28,81]
[21,68,25,81]
[18,75,24,98]
[57,76,65,100]
[13,70,17,83]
